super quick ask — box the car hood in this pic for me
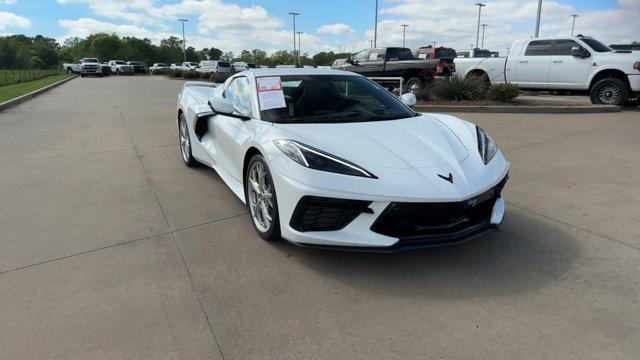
[273,115,469,169]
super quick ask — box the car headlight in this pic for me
[476,126,498,164]
[274,139,377,178]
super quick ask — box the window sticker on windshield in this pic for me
[257,77,286,110]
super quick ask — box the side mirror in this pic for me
[400,93,417,107]
[571,46,589,58]
[208,97,234,115]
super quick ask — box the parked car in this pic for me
[62,62,80,73]
[127,61,147,73]
[170,63,180,69]
[198,60,232,73]
[414,46,456,76]
[79,58,104,78]
[179,62,199,71]
[454,36,640,106]
[334,47,440,94]
[175,68,509,251]
[108,60,134,75]
[150,63,169,71]
[101,62,111,75]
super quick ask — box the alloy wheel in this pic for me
[247,161,274,233]
[179,119,190,163]
[598,84,620,105]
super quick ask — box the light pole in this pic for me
[401,24,409,48]
[481,24,488,49]
[374,0,379,48]
[177,19,188,62]
[296,32,303,66]
[474,3,486,48]
[571,14,578,36]
[288,12,300,66]
[534,0,542,37]
[432,41,437,47]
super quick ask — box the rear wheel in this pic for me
[245,154,280,241]
[178,114,198,167]
[404,77,423,95]
[590,78,628,106]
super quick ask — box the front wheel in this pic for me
[178,114,198,167]
[116,69,120,75]
[590,78,628,106]
[245,154,280,241]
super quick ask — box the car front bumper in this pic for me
[270,152,509,251]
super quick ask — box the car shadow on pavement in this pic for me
[270,209,580,300]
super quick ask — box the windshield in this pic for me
[129,61,141,65]
[581,38,612,52]
[219,62,231,67]
[259,75,417,124]
[114,61,125,64]
[83,58,99,63]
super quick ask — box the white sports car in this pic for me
[176,68,509,252]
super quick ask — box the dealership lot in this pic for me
[1,76,639,359]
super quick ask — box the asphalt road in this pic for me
[1,76,639,359]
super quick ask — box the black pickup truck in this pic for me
[334,47,440,93]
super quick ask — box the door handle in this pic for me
[518,60,528,64]
[552,60,563,63]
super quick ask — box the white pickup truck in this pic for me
[454,36,640,106]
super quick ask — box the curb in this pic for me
[0,75,77,112]
[413,104,620,114]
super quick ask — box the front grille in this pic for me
[371,175,508,239]
[290,196,372,232]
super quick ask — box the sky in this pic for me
[1,0,639,55]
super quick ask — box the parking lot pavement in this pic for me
[1,76,639,359]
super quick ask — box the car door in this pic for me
[361,48,386,77]
[547,39,591,89]
[515,40,552,87]
[211,76,255,181]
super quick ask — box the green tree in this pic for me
[90,34,122,61]
[207,47,223,60]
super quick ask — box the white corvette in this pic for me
[176,68,509,251]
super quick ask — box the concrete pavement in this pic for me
[1,76,638,359]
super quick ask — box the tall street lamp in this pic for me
[177,19,188,62]
[296,32,303,66]
[374,0,379,48]
[475,3,486,48]
[288,12,300,66]
[571,14,578,36]
[534,0,543,37]
[401,24,409,48]
[481,24,488,49]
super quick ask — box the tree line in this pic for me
[0,33,352,69]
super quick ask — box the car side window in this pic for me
[524,40,552,56]
[225,77,253,118]
[353,50,371,62]
[554,40,580,56]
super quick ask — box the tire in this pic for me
[624,97,639,107]
[66,68,73,74]
[81,74,85,78]
[100,74,103,78]
[245,154,281,241]
[116,69,120,75]
[178,113,198,167]
[589,78,628,106]
[404,77,423,95]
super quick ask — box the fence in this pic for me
[0,68,65,87]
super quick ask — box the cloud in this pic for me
[373,0,640,53]
[2,0,18,5]
[317,23,356,36]
[0,11,30,31]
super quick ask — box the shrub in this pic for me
[487,83,520,102]
[165,69,182,78]
[432,75,487,101]
[210,72,233,83]
[200,72,210,79]
[416,83,433,101]
[182,70,201,79]
[151,69,167,75]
